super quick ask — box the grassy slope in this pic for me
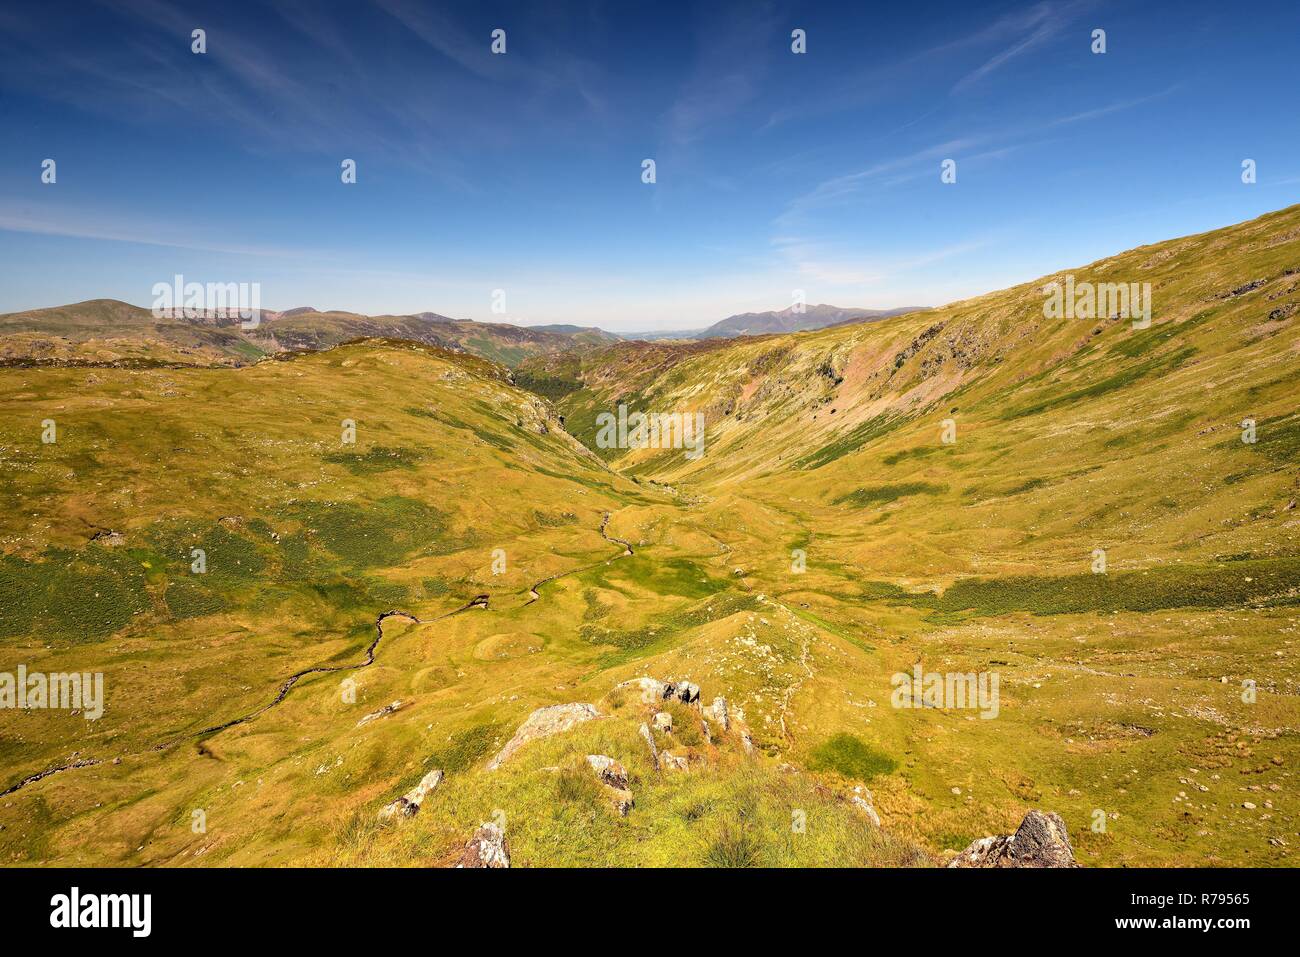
[3,205,1298,867]
[516,204,1300,865]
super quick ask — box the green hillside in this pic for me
[2,205,1298,867]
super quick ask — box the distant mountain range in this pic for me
[0,301,618,368]
[0,299,926,370]
[627,304,926,340]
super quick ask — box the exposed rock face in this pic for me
[357,700,404,728]
[377,769,443,821]
[948,810,1078,868]
[677,682,700,705]
[653,711,673,733]
[703,697,728,730]
[486,703,600,770]
[639,722,659,771]
[586,754,629,790]
[458,822,510,868]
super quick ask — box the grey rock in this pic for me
[487,703,600,770]
[948,810,1078,868]
[457,822,510,868]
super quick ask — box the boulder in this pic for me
[652,711,673,734]
[377,769,443,821]
[947,810,1078,868]
[457,822,510,868]
[586,754,629,790]
[677,682,700,705]
[486,703,600,770]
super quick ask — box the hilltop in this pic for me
[0,300,619,369]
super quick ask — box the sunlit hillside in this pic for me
[2,205,1297,867]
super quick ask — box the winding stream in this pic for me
[1,513,630,797]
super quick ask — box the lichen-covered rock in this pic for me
[377,768,443,821]
[947,810,1078,868]
[457,822,510,868]
[486,703,600,770]
[586,754,629,790]
[652,711,673,733]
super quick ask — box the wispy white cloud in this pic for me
[950,1,1086,93]
[0,203,307,258]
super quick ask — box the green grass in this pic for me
[832,482,947,507]
[429,720,507,774]
[807,733,898,782]
[795,416,903,470]
[909,557,1300,618]
[322,445,423,474]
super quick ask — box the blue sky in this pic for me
[1,0,1297,330]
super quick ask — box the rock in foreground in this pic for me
[457,822,510,868]
[486,703,600,770]
[377,768,443,821]
[948,810,1078,868]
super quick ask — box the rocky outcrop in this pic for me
[947,810,1078,868]
[639,722,659,771]
[703,697,728,730]
[587,755,634,816]
[357,700,404,728]
[653,711,673,733]
[377,768,443,821]
[457,822,510,868]
[486,703,600,770]
[586,754,629,790]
